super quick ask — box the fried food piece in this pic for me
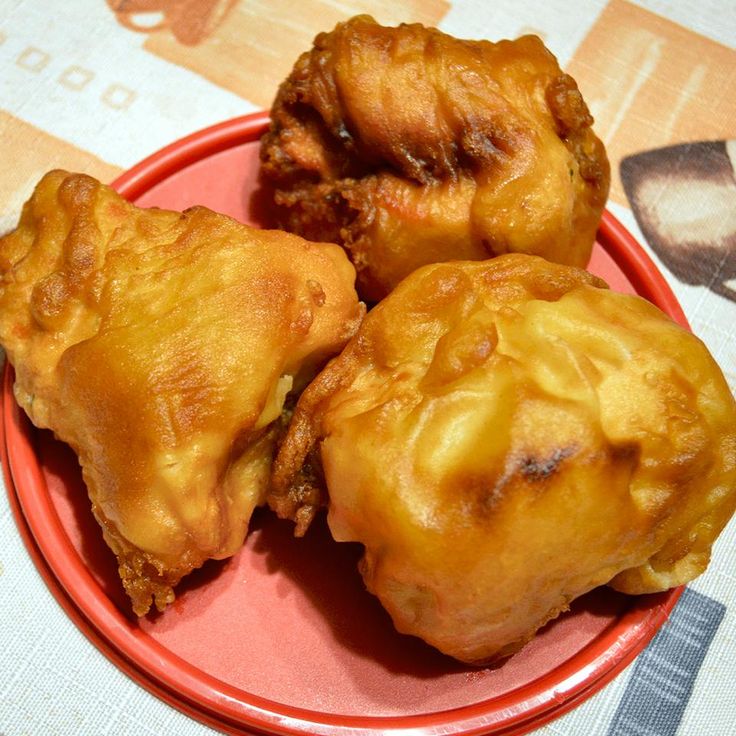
[270,254,736,664]
[260,15,610,301]
[0,171,363,615]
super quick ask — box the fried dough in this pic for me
[0,171,363,615]
[270,255,736,663]
[261,15,610,300]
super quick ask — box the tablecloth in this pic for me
[1,1,735,734]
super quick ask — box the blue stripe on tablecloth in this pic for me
[607,587,725,736]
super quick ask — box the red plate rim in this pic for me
[3,111,687,736]
[0,420,242,736]
[110,110,690,335]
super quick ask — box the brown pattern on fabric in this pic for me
[567,0,736,205]
[106,0,450,108]
[621,140,736,301]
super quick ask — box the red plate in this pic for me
[3,112,687,736]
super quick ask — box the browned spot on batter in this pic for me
[520,446,576,481]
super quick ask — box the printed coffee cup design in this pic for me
[107,0,236,45]
[105,0,449,108]
[621,140,736,301]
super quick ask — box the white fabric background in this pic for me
[1,1,735,734]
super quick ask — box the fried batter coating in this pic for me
[0,171,363,615]
[261,15,610,301]
[270,255,736,664]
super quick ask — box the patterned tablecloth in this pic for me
[1,1,735,735]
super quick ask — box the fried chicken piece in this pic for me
[0,171,363,615]
[260,15,610,301]
[270,255,736,664]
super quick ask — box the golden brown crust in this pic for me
[261,16,610,300]
[270,344,363,533]
[0,170,363,615]
[269,254,736,663]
